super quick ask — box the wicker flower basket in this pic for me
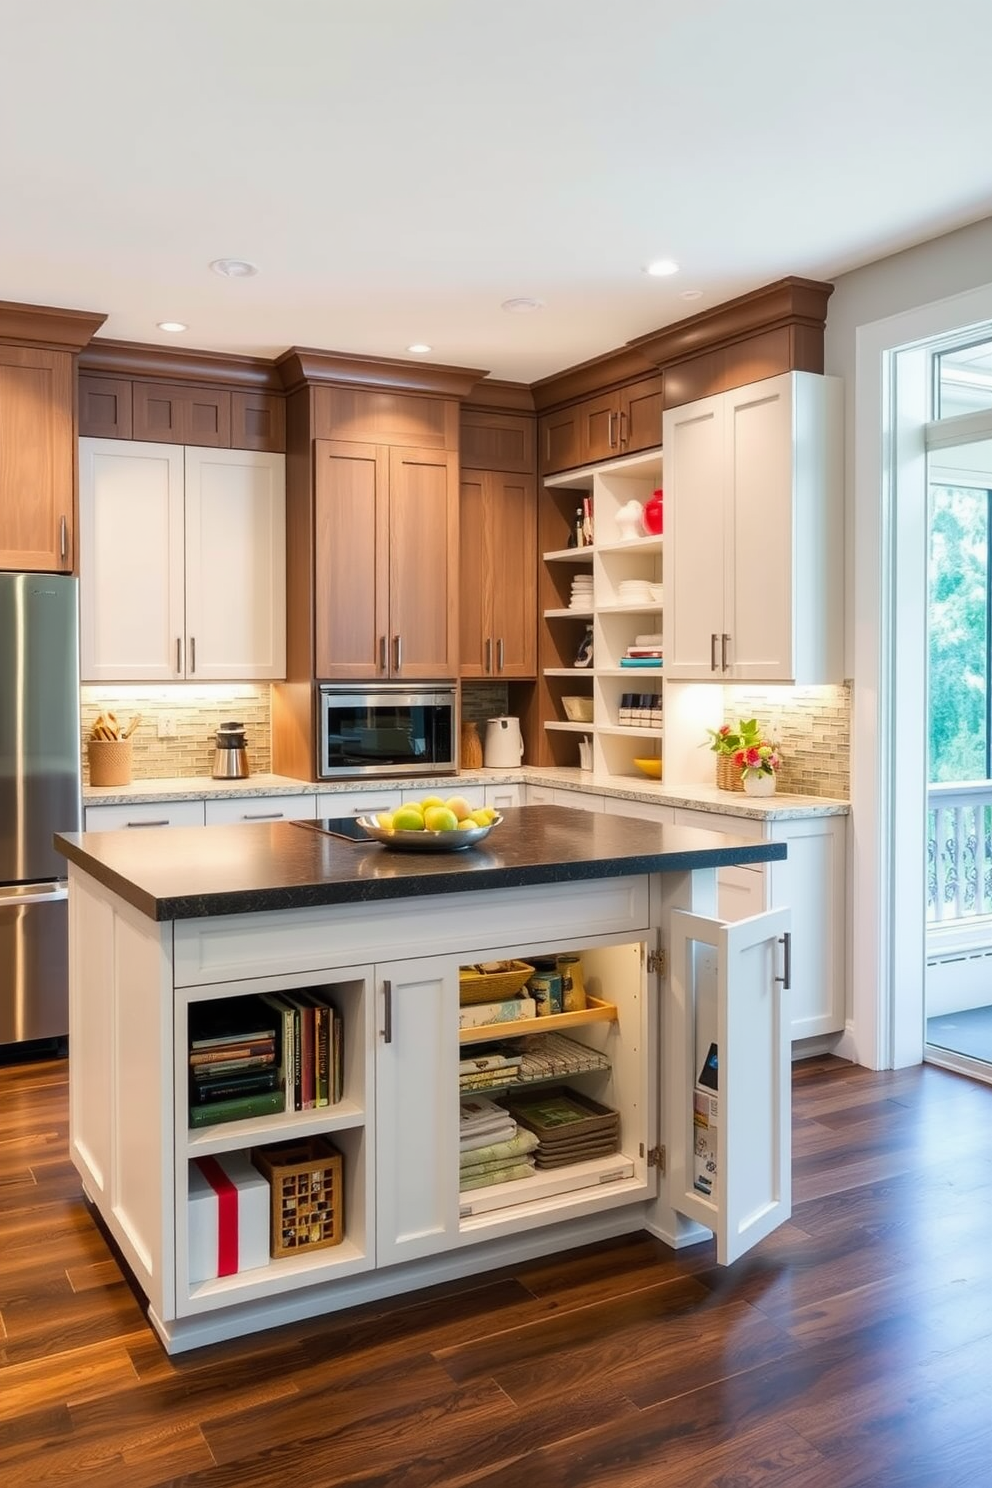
[716,753,745,792]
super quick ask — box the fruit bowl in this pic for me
[355,813,502,852]
[633,757,662,779]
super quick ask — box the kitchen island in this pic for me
[57,806,792,1354]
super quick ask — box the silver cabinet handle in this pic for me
[126,819,170,828]
[393,634,402,672]
[776,932,792,990]
[607,411,616,448]
[190,636,196,675]
[721,633,730,671]
[710,634,718,672]
[176,637,184,675]
[379,635,387,672]
[241,812,285,820]
[496,637,504,673]
[59,515,68,561]
[619,410,628,447]
[485,637,493,674]
[382,978,393,1044]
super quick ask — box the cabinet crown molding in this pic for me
[277,346,488,399]
[0,299,107,351]
[628,276,834,368]
[79,338,283,391]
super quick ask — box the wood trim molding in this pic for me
[628,276,834,368]
[277,347,488,398]
[0,300,107,351]
[531,345,659,412]
[461,379,536,414]
[79,338,283,391]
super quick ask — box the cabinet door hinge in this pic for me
[647,948,666,977]
[647,1144,666,1172]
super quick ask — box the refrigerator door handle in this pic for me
[0,882,69,906]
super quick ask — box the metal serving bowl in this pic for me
[355,813,502,852]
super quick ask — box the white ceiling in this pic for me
[4,0,992,383]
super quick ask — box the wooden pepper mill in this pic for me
[460,719,483,769]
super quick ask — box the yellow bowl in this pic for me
[633,757,662,779]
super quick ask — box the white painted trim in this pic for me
[852,280,992,1069]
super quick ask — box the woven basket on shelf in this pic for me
[459,960,534,1005]
[88,738,132,786]
[716,753,745,793]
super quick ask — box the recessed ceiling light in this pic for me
[680,289,704,301]
[644,259,680,278]
[210,258,259,278]
[157,321,187,333]
[501,297,545,313]
[406,343,432,354]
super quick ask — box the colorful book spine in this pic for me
[258,993,298,1112]
[188,1088,284,1128]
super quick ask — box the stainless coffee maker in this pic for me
[211,721,250,779]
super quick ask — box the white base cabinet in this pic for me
[67,863,791,1353]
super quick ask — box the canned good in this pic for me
[528,970,562,1016]
[556,954,587,1012]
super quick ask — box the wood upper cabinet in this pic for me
[79,438,286,682]
[132,382,232,448]
[539,374,664,475]
[313,387,458,450]
[78,374,133,440]
[0,345,74,572]
[663,371,843,684]
[460,411,535,474]
[314,439,458,680]
[459,469,536,680]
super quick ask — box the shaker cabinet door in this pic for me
[666,905,792,1265]
[387,446,459,679]
[314,440,389,679]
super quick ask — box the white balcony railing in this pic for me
[928,781,992,922]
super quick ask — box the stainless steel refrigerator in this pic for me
[0,572,81,1045]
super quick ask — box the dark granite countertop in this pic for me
[55,805,788,922]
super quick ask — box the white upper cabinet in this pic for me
[79,439,285,682]
[663,372,843,684]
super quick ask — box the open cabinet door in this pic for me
[667,906,791,1265]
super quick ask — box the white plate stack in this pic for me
[617,579,656,607]
[569,575,594,610]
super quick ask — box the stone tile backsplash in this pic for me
[720,684,851,798]
[80,685,272,782]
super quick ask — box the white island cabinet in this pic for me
[58,807,792,1354]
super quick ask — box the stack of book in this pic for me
[260,990,344,1113]
[500,1086,620,1169]
[188,1002,283,1128]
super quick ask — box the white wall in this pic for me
[820,213,992,1067]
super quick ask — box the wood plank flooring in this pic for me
[2,1053,991,1487]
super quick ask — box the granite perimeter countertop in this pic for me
[82,768,849,823]
[56,804,788,922]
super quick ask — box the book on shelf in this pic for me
[284,994,316,1110]
[188,1087,284,1128]
[190,1053,275,1079]
[259,993,298,1112]
[189,997,276,1049]
[188,1041,276,1067]
[189,1069,280,1104]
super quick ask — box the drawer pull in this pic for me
[776,932,792,991]
[126,819,170,828]
[382,979,393,1044]
[240,812,285,821]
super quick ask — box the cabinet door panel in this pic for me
[539,407,582,475]
[79,439,185,681]
[184,448,286,680]
[667,906,791,1265]
[663,396,726,679]
[376,955,459,1265]
[579,392,622,465]
[132,383,231,447]
[388,447,458,678]
[489,472,536,677]
[725,380,794,680]
[315,440,389,679]
[458,470,489,678]
[460,412,535,474]
[314,387,457,449]
[620,375,664,455]
[230,391,286,453]
[78,374,133,440]
[0,346,74,572]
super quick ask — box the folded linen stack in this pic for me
[459,1094,537,1190]
[458,1048,522,1093]
[569,574,594,611]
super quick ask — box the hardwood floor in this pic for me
[2,1053,991,1487]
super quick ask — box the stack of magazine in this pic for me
[500,1086,620,1169]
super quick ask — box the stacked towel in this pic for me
[459,1096,536,1190]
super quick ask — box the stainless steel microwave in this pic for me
[317,684,457,779]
